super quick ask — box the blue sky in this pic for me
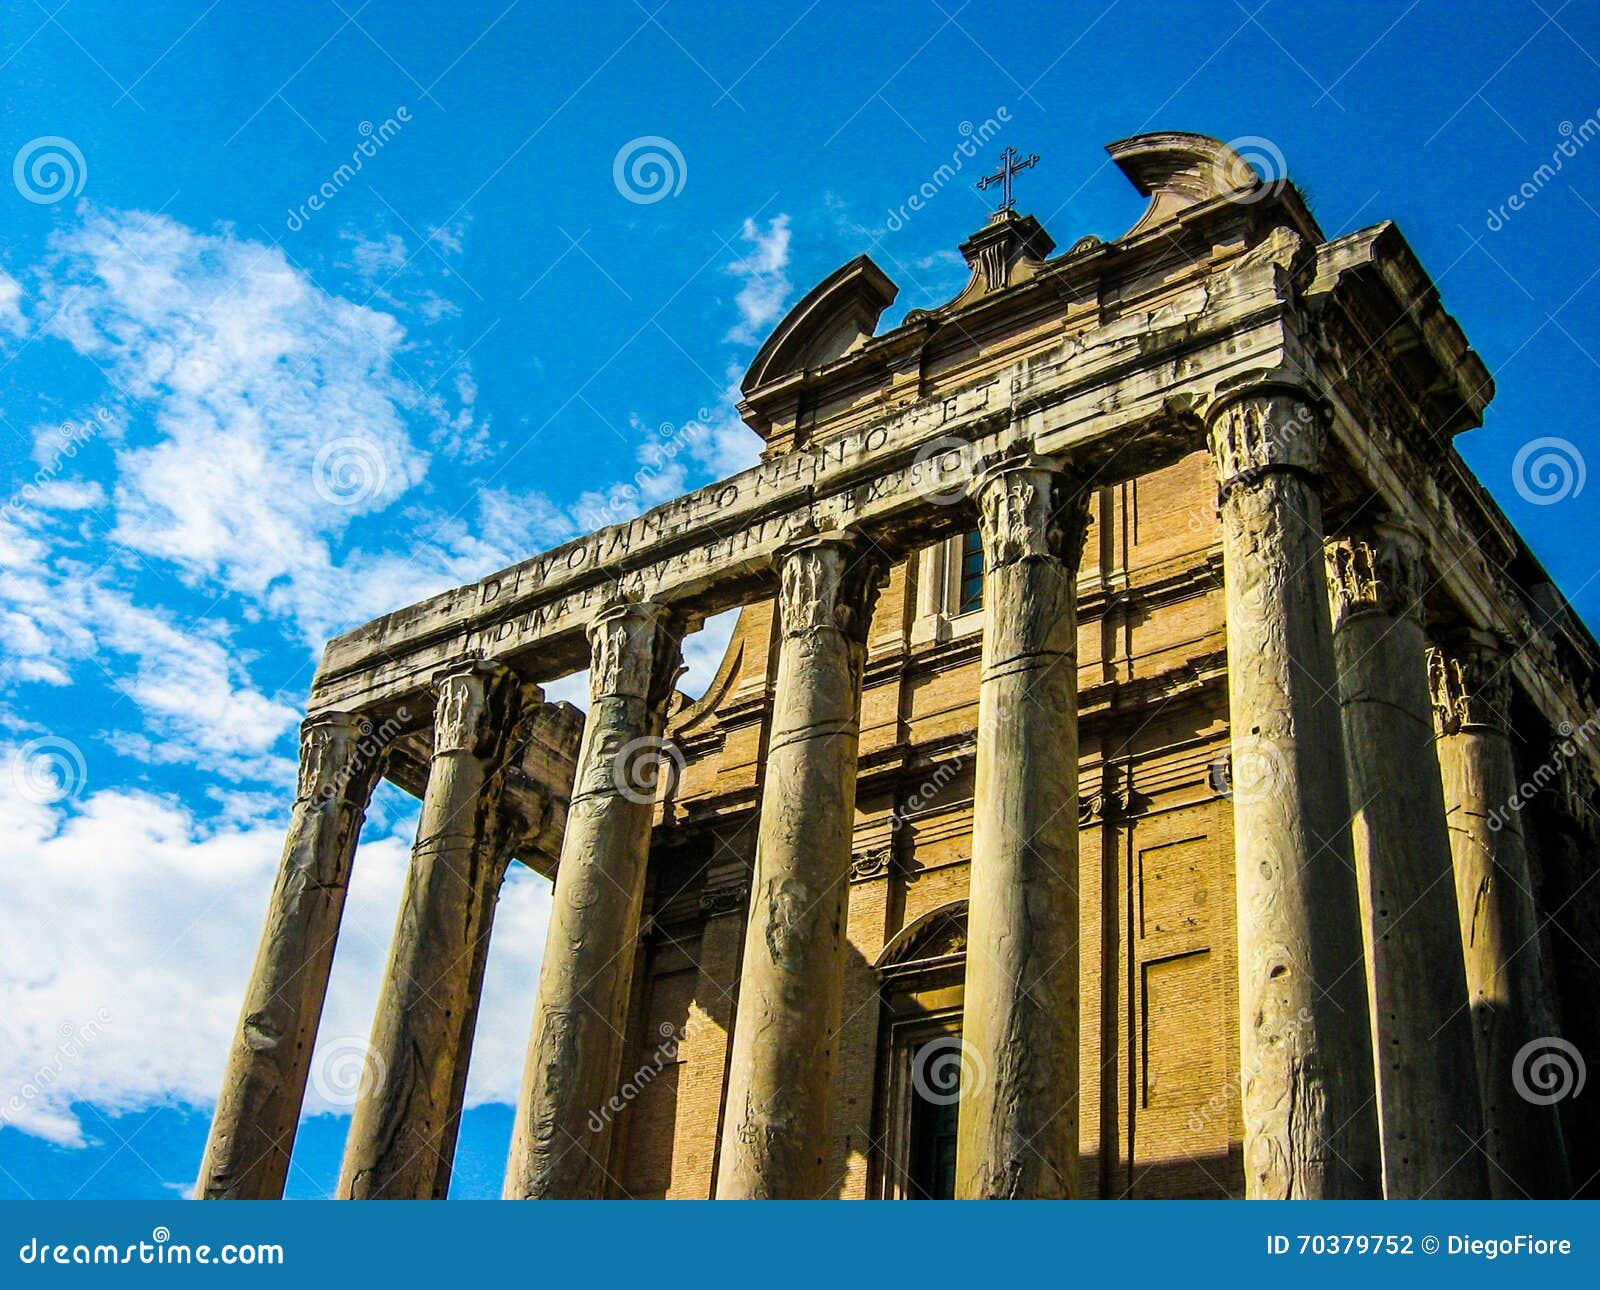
[2,0,1598,1200]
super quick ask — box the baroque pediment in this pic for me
[739,254,897,399]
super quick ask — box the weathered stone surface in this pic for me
[337,663,529,1199]
[1327,523,1486,1197]
[716,533,888,1199]
[955,453,1089,1200]
[196,712,387,1199]
[1429,632,1571,1197]
[205,134,1600,1203]
[504,601,687,1199]
[1208,388,1382,1199]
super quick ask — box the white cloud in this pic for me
[0,200,784,1153]
[0,266,25,338]
[724,214,792,344]
[0,776,554,1149]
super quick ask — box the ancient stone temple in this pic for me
[198,132,1599,1201]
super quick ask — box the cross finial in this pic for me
[977,146,1039,214]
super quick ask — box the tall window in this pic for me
[957,529,985,614]
[906,1067,960,1199]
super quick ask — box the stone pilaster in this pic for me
[715,532,887,1199]
[1207,386,1382,1198]
[954,453,1090,1200]
[1429,631,1571,1197]
[197,712,385,1199]
[1327,524,1487,1197]
[337,662,527,1200]
[503,601,686,1199]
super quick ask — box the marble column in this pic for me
[338,661,528,1200]
[1207,386,1381,1199]
[503,600,687,1199]
[1327,524,1487,1197]
[197,712,385,1199]
[954,453,1090,1201]
[715,532,887,1199]
[1429,631,1571,1197]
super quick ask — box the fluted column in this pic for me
[715,531,887,1199]
[1430,631,1571,1197]
[1207,386,1381,1199]
[197,712,386,1199]
[1327,524,1486,1197]
[338,661,528,1199]
[504,600,687,1199]
[955,453,1089,1200]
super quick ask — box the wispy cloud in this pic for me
[724,214,792,345]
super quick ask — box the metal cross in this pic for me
[976,146,1039,213]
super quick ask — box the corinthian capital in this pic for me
[587,600,686,711]
[1325,522,1427,629]
[971,452,1091,571]
[1206,386,1325,495]
[1427,630,1513,736]
[432,660,518,757]
[775,532,888,645]
[296,712,380,804]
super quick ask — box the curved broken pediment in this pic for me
[739,254,897,396]
[1105,131,1264,239]
[875,899,968,970]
